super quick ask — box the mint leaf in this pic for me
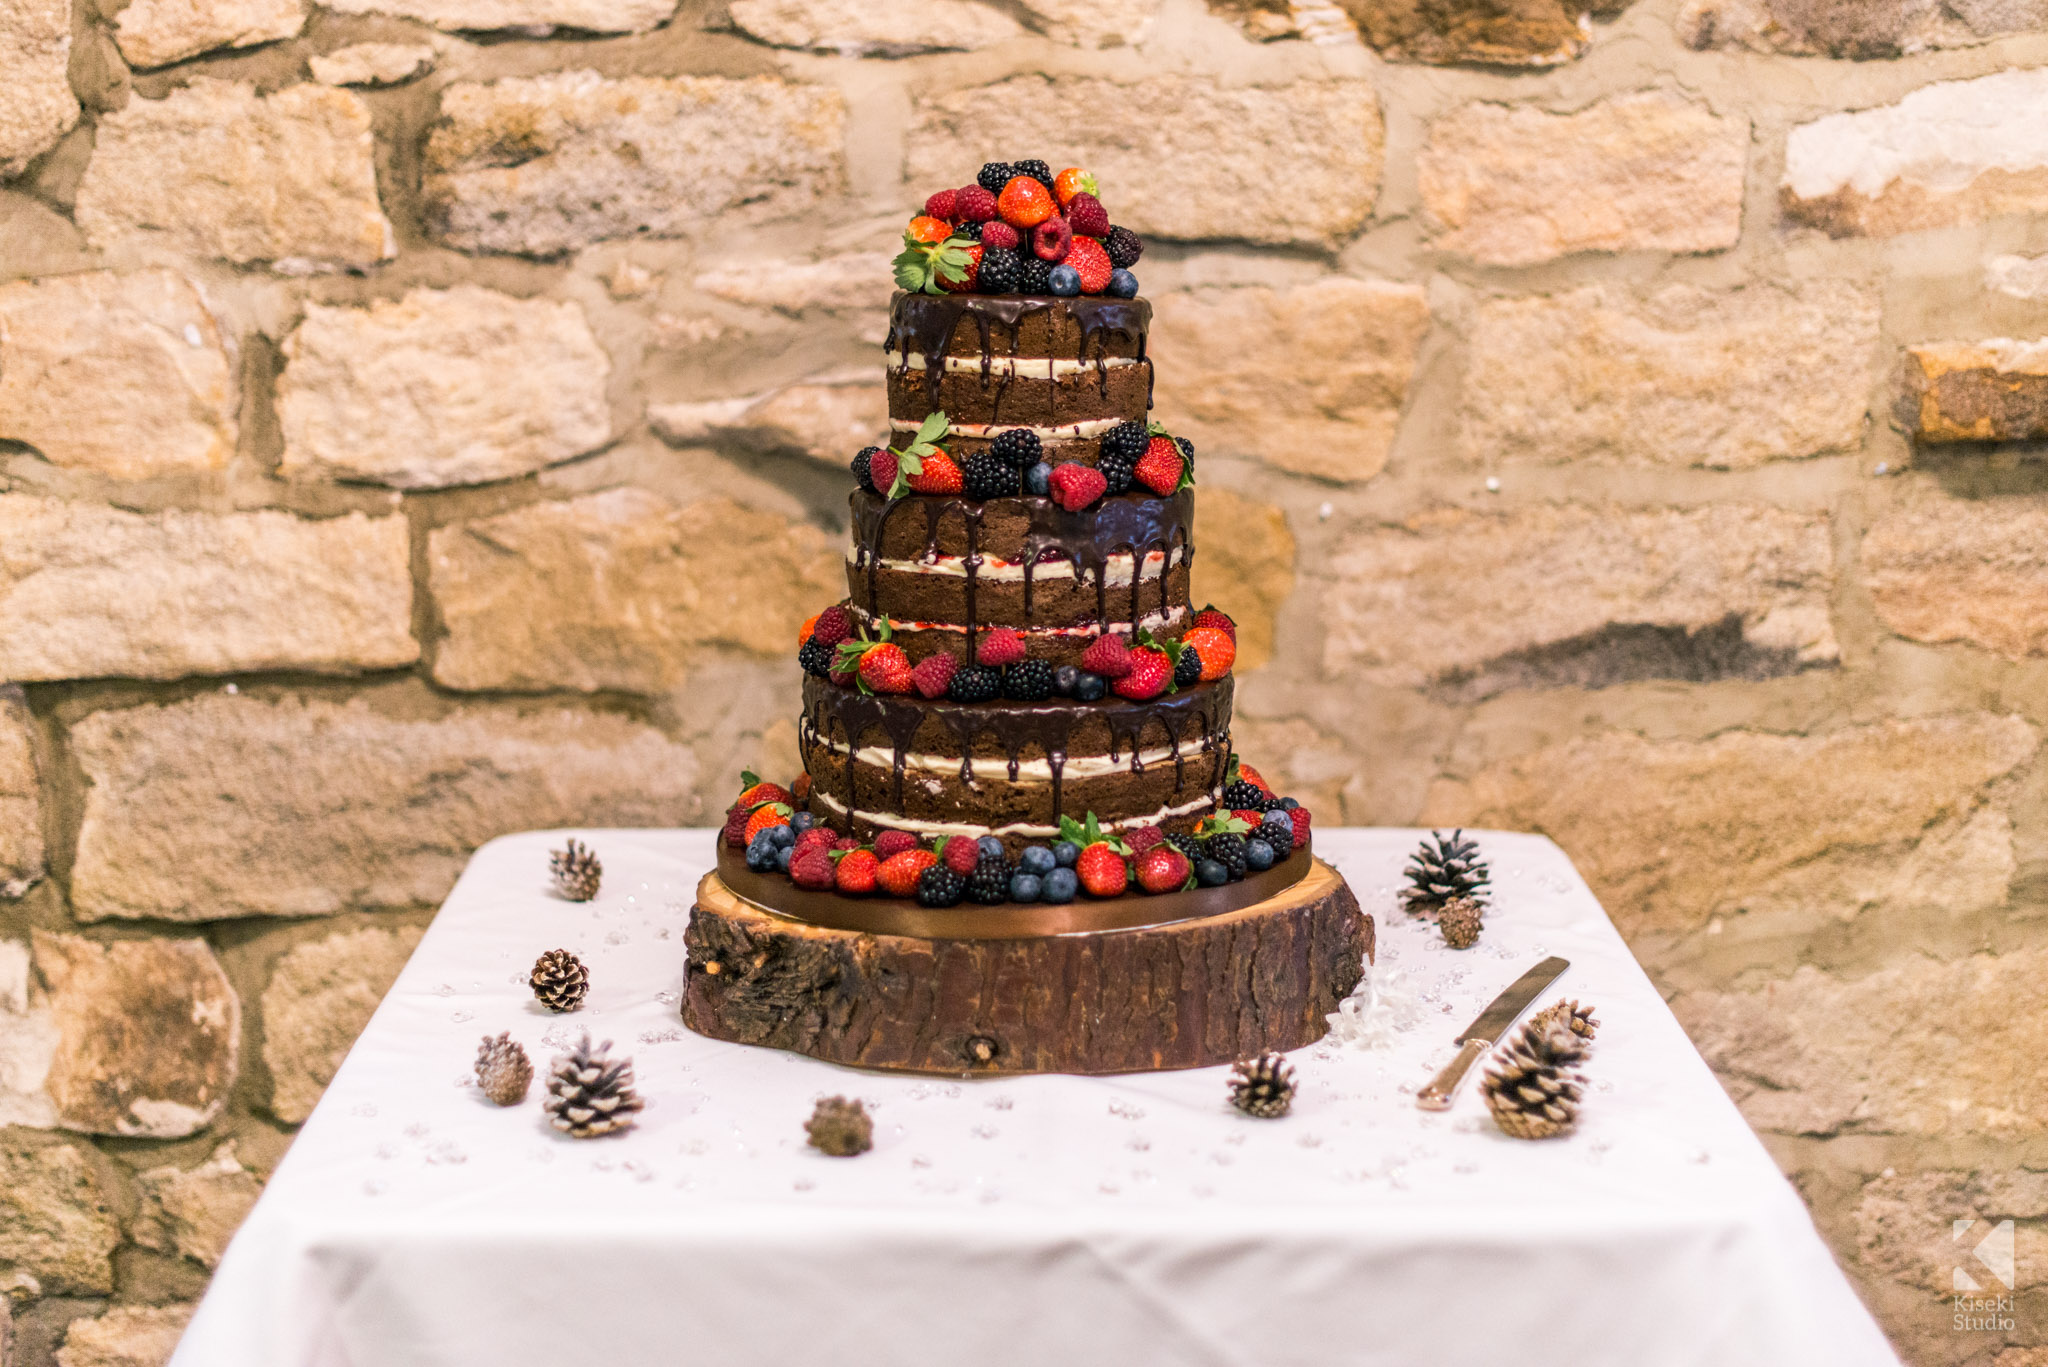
[1058,814,1088,846]
[740,768,761,788]
[915,411,949,447]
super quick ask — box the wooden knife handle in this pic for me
[1416,1037,1489,1111]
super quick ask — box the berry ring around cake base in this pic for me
[682,855,1373,1076]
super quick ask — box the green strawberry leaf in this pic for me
[1058,813,1089,846]
[1224,753,1242,786]
[1198,813,1253,837]
[740,768,761,789]
[913,410,949,447]
[931,237,975,288]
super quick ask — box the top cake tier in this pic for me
[885,293,1153,467]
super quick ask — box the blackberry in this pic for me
[1100,420,1149,462]
[851,446,881,494]
[1012,159,1053,192]
[1175,435,1194,461]
[990,428,1042,470]
[1003,659,1055,701]
[799,637,834,678]
[1223,780,1274,812]
[1017,255,1052,294]
[1166,831,1203,863]
[965,853,1013,904]
[917,864,965,907]
[947,663,1003,703]
[1173,646,1202,689]
[977,162,1014,195]
[1204,832,1249,880]
[1263,820,1294,861]
[956,220,984,242]
[963,452,1020,500]
[1098,454,1134,497]
[977,246,1022,295]
[1104,225,1143,269]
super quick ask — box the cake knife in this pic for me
[1415,955,1570,1110]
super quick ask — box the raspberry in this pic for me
[1003,659,1055,701]
[1033,215,1071,263]
[975,163,1013,196]
[917,864,966,907]
[877,848,937,896]
[924,188,958,221]
[989,428,1042,470]
[1079,633,1132,678]
[979,221,1020,251]
[833,848,879,894]
[946,663,1003,702]
[1100,420,1149,462]
[941,835,981,875]
[963,451,1020,499]
[976,246,1022,295]
[873,830,920,861]
[1124,825,1165,853]
[1047,462,1107,511]
[1065,237,1113,294]
[1104,225,1143,269]
[809,605,852,648]
[721,804,752,847]
[956,184,998,222]
[1066,192,1109,238]
[911,651,958,699]
[790,846,835,889]
[867,448,900,496]
[977,628,1026,668]
[1191,605,1236,640]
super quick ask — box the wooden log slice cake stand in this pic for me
[683,847,1373,1076]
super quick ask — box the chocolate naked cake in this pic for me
[684,159,1370,1075]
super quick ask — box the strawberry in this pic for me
[798,611,820,646]
[1134,845,1190,894]
[977,628,1025,668]
[911,651,958,699]
[907,215,953,244]
[809,605,853,649]
[858,641,914,694]
[790,845,836,889]
[877,412,950,496]
[1112,646,1171,700]
[955,184,998,222]
[1079,633,1133,679]
[1287,806,1311,847]
[735,773,792,809]
[893,230,978,295]
[792,772,812,804]
[941,835,980,875]
[998,176,1056,229]
[924,189,958,221]
[1033,215,1071,263]
[873,829,920,861]
[877,848,937,896]
[1232,809,1266,827]
[744,802,793,844]
[1180,625,1235,681]
[1076,842,1128,897]
[1047,462,1107,511]
[1053,166,1098,209]
[1191,605,1236,640]
[1235,761,1270,792]
[1124,824,1165,853]
[906,450,964,494]
[1064,237,1112,294]
[1133,436,1186,496]
[833,848,879,894]
[1066,191,1109,238]
[721,804,752,848]
[980,221,1020,251]
[937,243,983,294]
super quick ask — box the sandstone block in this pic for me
[0,0,78,179]
[1681,0,2048,57]
[69,694,701,920]
[30,930,239,1138]
[1856,1170,2048,1293]
[1460,283,1879,468]
[1,692,40,898]
[1897,337,2048,444]
[1422,715,2036,932]
[1784,67,2048,237]
[728,0,1021,52]
[909,75,1381,248]
[0,940,58,1129]
[263,925,424,1124]
[1325,503,1836,696]
[111,0,305,68]
[1188,488,1295,672]
[0,1135,119,1295]
[132,1143,261,1268]
[75,80,393,270]
[277,286,611,490]
[424,73,845,257]
[648,374,885,464]
[1419,91,1745,265]
[0,270,236,480]
[326,0,677,30]
[56,1304,195,1367]
[1986,253,2048,300]
[1681,947,2048,1137]
[1344,0,1603,64]
[693,250,897,315]
[309,42,438,86]
[429,489,842,693]
[1151,278,1426,483]
[1015,0,1163,44]
[0,498,416,683]
[1862,484,2048,660]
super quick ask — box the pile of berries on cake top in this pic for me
[894,159,1143,298]
[723,763,1312,906]
[798,604,1238,702]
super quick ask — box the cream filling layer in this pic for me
[851,604,1186,638]
[888,350,1143,378]
[808,788,1219,841]
[893,416,1123,440]
[812,737,1188,782]
[846,547,1182,585]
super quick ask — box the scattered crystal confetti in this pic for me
[350,1103,379,1118]
[794,1178,815,1192]
[364,1179,386,1196]
[1108,1099,1145,1120]
[987,1095,1014,1111]
[605,931,629,946]
[911,1154,933,1169]
[1298,1134,1324,1149]
[970,1124,999,1140]
[435,983,454,997]
[637,1028,685,1045]
[451,1010,475,1024]
[655,991,680,1007]
[1126,1137,1151,1152]
[1325,961,1425,1050]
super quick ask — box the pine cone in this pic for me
[529,948,589,1012]
[1533,997,1599,1045]
[1481,1017,1587,1140]
[1400,829,1491,919]
[1439,895,1483,949]
[550,839,602,902]
[1228,1052,1296,1118]
[543,1034,644,1138]
[805,1096,873,1156]
[473,1031,532,1105]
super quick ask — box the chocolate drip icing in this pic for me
[886,292,1154,416]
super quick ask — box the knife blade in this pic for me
[1415,954,1570,1111]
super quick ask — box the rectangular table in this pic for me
[173,829,1900,1367]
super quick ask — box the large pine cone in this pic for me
[529,948,589,1012]
[1228,1051,1297,1119]
[543,1035,643,1138]
[474,1031,532,1105]
[550,839,602,902]
[1401,829,1491,918]
[1481,1017,1587,1140]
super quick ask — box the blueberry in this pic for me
[1042,867,1079,903]
[767,824,796,849]
[1073,671,1106,702]
[1052,840,1080,868]
[1245,838,1275,872]
[1025,461,1053,496]
[1262,808,1292,831]
[1019,845,1057,876]
[1009,872,1043,903]
[1279,797,1299,809]
[977,835,1006,859]
[1106,269,1138,299]
[790,811,816,833]
[775,845,793,872]
[1053,664,1079,696]
[1048,264,1081,297]
[1196,859,1229,887]
[745,835,777,871]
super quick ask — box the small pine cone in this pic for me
[474,1032,532,1105]
[1228,1052,1296,1119]
[1400,829,1491,919]
[550,839,602,902]
[1438,895,1483,950]
[543,1034,644,1138]
[1533,997,1600,1045]
[805,1096,873,1156]
[1480,1018,1587,1140]
[529,948,589,1012]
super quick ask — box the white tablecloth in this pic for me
[173,828,1898,1367]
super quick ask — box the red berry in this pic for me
[1053,167,1098,208]
[998,176,1056,228]
[977,628,1025,668]
[1047,462,1107,511]
[790,846,836,889]
[1065,237,1113,294]
[832,835,861,851]
[877,848,938,897]
[941,836,980,875]
[1134,845,1189,894]
[858,642,915,694]
[809,604,853,648]
[980,221,1020,250]
[834,848,879,894]
[1236,761,1270,792]
[1191,605,1237,640]
[1232,809,1265,827]
[1066,191,1109,238]
[795,825,836,851]
[735,779,792,809]
[868,449,901,495]
[1033,215,1072,263]
[1287,807,1311,847]
[721,804,752,848]
[911,651,958,699]
[1111,647,1171,700]
[744,802,793,844]
[937,243,982,295]
[1079,633,1133,679]
[906,451,964,495]
[873,829,920,860]
[924,188,958,221]
[1076,843,1129,897]
[1124,825,1165,853]
[955,185,997,222]
[1180,626,1235,681]
[1133,436,1184,495]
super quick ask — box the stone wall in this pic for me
[1,0,2044,1362]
